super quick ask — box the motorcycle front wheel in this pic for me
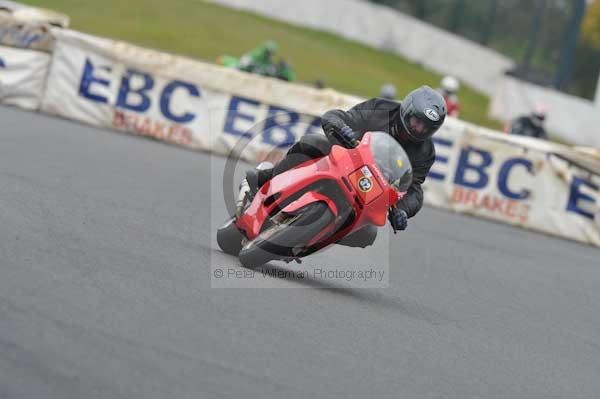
[238,202,334,268]
[217,218,244,256]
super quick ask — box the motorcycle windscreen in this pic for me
[369,132,413,193]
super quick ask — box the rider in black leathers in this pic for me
[508,111,547,140]
[246,86,447,247]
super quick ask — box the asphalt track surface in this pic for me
[1,105,600,399]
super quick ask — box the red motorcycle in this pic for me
[217,131,413,268]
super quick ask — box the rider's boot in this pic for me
[236,162,273,216]
[245,162,274,194]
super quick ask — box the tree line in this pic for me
[370,0,600,101]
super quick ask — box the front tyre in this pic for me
[238,202,334,268]
[217,218,244,256]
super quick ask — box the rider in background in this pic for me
[243,86,447,247]
[438,76,460,117]
[237,41,295,82]
[379,83,397,100]
[506,105,548,140]
[238,40,278,75]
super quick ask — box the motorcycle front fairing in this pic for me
[235,155,351,241]
[330,133,406,229]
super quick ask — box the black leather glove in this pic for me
[339,125,359,148]
[388,208,408,233]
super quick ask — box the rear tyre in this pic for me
[239,202,334,268]
[217,218,244,256]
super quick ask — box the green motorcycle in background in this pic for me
[218,40,296,82]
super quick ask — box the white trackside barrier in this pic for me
[0,45,50,110]
[0,14,53,109]
[41,29,362,163]
[0,13,55,52]
[490,75,600,148]
[426,119,600,245]
[2,24,599,246]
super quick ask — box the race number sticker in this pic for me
[358,176,373,192]
[349,166,383,204]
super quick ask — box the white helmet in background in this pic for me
[441,76,460,94]
[379,84,397,100]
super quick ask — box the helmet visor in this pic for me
[403,115,435,141]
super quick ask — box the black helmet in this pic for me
[400,86,446,142]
